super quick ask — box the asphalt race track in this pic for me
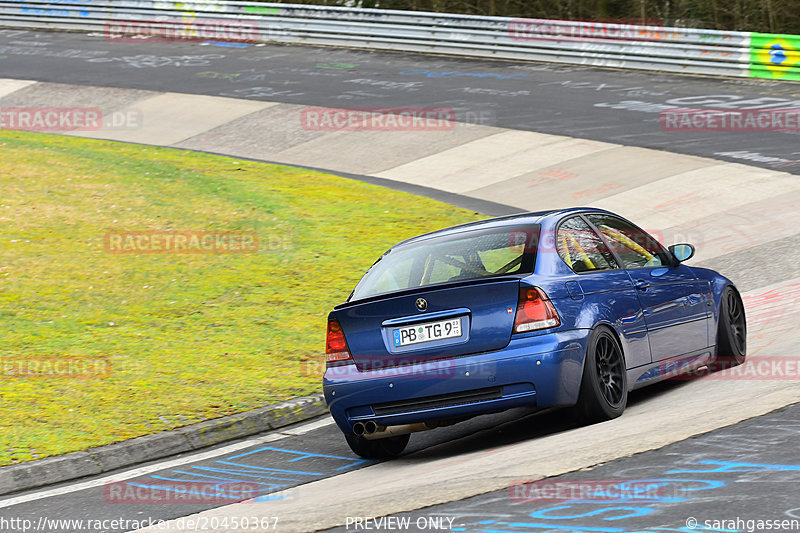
[1,407,575,532]
[332,402,800,533]
[5,401,800,532]
[1,27,800,533]
[1,29,800,172]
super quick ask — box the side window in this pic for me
[556,217,619,273]
[585,214,672,269]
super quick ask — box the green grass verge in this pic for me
[0,130,484,466]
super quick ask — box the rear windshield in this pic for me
[350,224,539,301]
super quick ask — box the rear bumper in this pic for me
[323,330,588,435]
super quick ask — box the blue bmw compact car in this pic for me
[323,208,746,458]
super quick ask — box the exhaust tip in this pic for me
[352,422,366,436]
[364,420,378,434]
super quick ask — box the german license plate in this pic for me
[392,318,461,347]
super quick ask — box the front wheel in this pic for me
[574,326,628,424]
[345,433,409,459]
[715,286,746,367]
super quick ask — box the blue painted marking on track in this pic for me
[508,523,625,532]
[202,40,250,48]
[151,471,285,485]
[668,460,800,474]
[213,460,321,475]
[398,69,527,80]
[251,493,289,502]
[135,445,370,502]
[148,474,287,492]
[188,465,302,481]
[560,495,685,505]
[226,446,369,470]
[627,479,726,492]
[213,461,320,473]
[150,472,235,482]
[529,505,652,521]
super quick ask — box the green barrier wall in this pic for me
[750,33,800,81]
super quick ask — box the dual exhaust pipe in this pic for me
[352,420,431,440]
[352,420,379,436]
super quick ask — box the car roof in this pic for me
[393,207,613,248]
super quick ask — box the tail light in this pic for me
[514,286,560,333]
[326,318,352,365]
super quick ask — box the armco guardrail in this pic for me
[0,1,798,81]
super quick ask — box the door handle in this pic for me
[634,279,650,290]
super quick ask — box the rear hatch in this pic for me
[334,223,540,370]
[336,279,523,370]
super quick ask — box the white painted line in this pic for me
[0,417,334,509]
[279,417,335,435]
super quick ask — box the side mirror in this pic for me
[669,243,695,263]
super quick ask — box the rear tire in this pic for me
[574,326,628,424]
[345,433,409,459]
[715,286,746,367]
